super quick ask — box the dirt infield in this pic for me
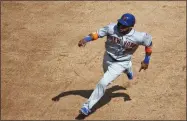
[1,1,186,120]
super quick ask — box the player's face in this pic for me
[117,22,131,34]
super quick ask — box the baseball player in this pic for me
[78,13,152,116]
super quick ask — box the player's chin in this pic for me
[117,29,123,33]
[117,28,126,34]
[119,31,127,35]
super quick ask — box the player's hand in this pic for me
[139,61,149,72]
[78,39,87,47]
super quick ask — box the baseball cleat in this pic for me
[79,107,91,116]
[127,72,133,80]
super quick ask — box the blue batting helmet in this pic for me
[118,13,136,27]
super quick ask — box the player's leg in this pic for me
[103,51,113,73]
[124,61,133,80]
[80,62,125,115]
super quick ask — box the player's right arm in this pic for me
[78,32,99,47]
[78,25,109,47]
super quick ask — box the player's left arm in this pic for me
[139,33,153,72]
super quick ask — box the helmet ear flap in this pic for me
[132,19,136,27]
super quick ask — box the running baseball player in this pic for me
[78,13,152,116]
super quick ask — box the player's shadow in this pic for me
[52,85,131,120]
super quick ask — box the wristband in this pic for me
[84,36,92,42]
[144,55,150,64]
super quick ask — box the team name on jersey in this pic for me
[124,40,137,49]
[108,36,121,44]
[108,36,137,49]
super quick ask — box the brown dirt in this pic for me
[1,1,186,120]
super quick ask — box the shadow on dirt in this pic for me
[52,85,131,120]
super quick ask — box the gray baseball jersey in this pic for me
[97,23,152,61]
